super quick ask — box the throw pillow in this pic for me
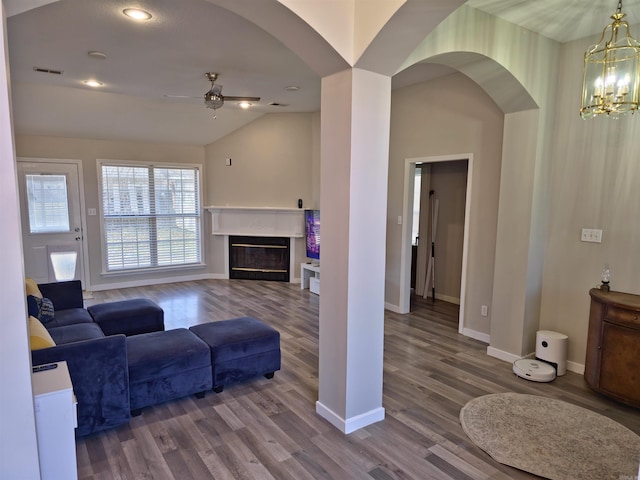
[27,295,55,325]
[25,278,43,298]
[28,315,56,350]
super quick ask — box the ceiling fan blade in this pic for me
[164,94,200,99]
[224,96,261,102]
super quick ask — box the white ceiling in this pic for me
[6,0,640,146]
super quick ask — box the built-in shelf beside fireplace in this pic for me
[205,206,305,283]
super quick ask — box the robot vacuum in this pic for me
[513,359,556,382]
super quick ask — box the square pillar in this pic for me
[316,68,390,433]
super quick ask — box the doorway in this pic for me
[399,153,473,335]
[17,159,89,288]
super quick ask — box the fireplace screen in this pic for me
[229,236,290,282]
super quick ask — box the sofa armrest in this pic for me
[32,335,131,436]
[38,280,85,311]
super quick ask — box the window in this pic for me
[26,174,70,233]
[99,162,202,272]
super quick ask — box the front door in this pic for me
[17,160,86,286]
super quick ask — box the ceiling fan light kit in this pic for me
[580,0,640,118]
[203,72,260,111]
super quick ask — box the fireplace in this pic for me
[229,236,290,282]
[206,206,305,283]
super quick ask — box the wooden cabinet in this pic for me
[585,289,640,408]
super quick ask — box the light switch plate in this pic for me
[581,228,602,243]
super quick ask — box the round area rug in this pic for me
[460,393,640,480]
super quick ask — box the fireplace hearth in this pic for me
[229,236,290,282]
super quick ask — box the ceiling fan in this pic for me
[203,72,260,110]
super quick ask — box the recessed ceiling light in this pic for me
[84,79,103,87]
[284,86,300,92]
[238,101,253,109]
[123,8,152,21]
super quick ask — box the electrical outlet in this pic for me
[581,228,603,243]
[481,305,488,317]
[88,208,97,216]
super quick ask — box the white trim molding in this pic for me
[315,401,385,434]
[206,206,305,238]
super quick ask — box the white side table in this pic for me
[300,263,320,295]
[32,361,78,480]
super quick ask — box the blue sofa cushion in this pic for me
[126,328,212,410]
[189,317,281,363]
[126,328,210,382]
[48,323,105,345]
[38,280,84,311]
[88,298,164,336]
[48,307,95,328]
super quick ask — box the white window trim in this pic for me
[96,159,205,275]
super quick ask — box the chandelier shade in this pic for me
[580,1,640,118]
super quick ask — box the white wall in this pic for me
[0,2,40,477]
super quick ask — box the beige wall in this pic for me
[398,5,639,367]
[204,112,316,276]
[15,135,207,289]
[387,72,504,336]
[15,113,320,286]
[538,33,640,366]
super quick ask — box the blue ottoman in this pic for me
[88,298,164,336]
[126,328,212,412]
[189,317,281,392]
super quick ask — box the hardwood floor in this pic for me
[79,280,640,479]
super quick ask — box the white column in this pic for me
[0,2,42,477]
[316,68,390,433]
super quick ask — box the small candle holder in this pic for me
[600,264,611,292]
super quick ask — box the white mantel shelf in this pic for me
[205,206,305,238]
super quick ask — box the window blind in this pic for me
[100,163,201,272]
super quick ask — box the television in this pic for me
[304,209,320,261]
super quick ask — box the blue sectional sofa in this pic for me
[29,280,166,436]
[28,280,281,437]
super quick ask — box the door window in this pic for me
[25,174,70,234]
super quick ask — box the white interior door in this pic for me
[17,161,86,286]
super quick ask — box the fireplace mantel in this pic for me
[205,206,305,237]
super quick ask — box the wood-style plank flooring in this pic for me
[79,280,640,479]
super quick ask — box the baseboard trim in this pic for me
[487,347,585,375]
[92,273,218,291]
[384,302,403,313]
[486,346,521,364]
[566,360,585,375]
[315,401,385,434]
[460,327,490,344]
[424,292,460,305]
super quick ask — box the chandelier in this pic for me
[580,1,640,118]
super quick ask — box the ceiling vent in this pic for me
[33,67,63,75]
[268,102,289,107]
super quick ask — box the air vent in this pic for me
[33,67,63,75]
[268,102,289,107]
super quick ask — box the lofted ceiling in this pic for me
[5,0,640,146]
